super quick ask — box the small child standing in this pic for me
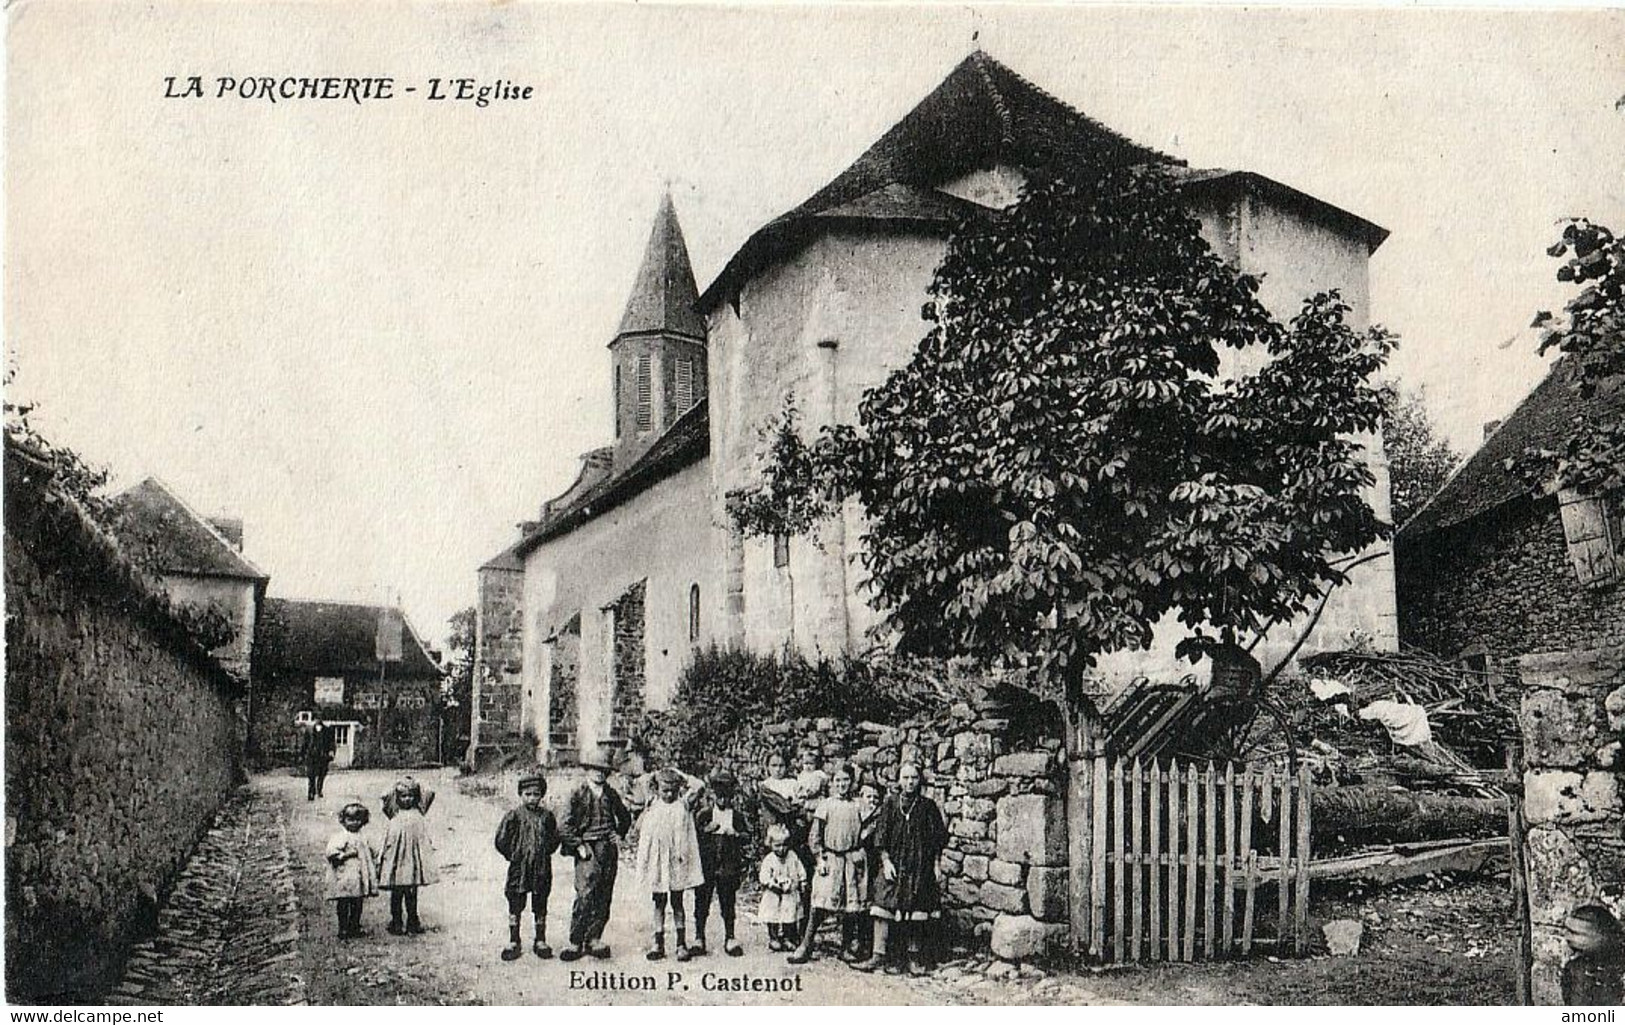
[789,763,868,964]
[325,802,378,939]
[757,823,807,952]
[378,776,438,936]
[494,769,562,961]
[694,768,751,956]
[636,768,706,961]
[1563,904,1625,1005]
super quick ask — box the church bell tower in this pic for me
[609,192,708,471]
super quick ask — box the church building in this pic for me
[471,53,1400,767]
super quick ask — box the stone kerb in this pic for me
[1517,645,1625,1004]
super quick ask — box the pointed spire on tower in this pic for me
[615,191,706,342]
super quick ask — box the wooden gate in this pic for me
[1071,754,1312,962]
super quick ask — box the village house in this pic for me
[1396,356,1625,676]
[472,52,1401,767]
[105,477,268,680]
[251,598,445,769]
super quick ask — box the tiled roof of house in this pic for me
[1397,357,1625,543]
[256,597,442,679]
[616,193,707,343]
[698,51,1386,312]
[514,400,709,559]
[106,478,268,580]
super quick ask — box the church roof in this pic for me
[515,400,709,558]
[106,477,268,581]
[1397,357,1625,542]
[615,192,707,342]
[699,51,1386,312]
[255,597,442,679]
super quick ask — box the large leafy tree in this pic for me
[733,164,1393,707]
[1510,219,1625,495]
[1385,387,1460,527]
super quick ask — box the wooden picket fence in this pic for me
[1072,756,1312,962]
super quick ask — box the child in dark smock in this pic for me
[378,776,437,936]
[694,767,752,956]
[788,763,868,964]
[494,769,561,961]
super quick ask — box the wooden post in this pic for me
[1507,744,1533,1005]
[1130,759,1144,961]
[1277,769,1293,949]
[1149,759,1163,961]
[1184,763,1199,961]
[1203,762,1218,960]
[1238,766,1257,955]
[1294,764,1312,954]
[1221,762,1237,956]
[1091,753,1108,959]
[1166,759,1182,960]
[1112,759,1127,962]
[1067,717,1095,956]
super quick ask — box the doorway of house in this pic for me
[329,722,360,769]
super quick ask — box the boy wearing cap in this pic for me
[559,743,633,962]
[693,767,752,957]
[494,769,562,961]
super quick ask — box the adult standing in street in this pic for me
[301,715,336,801]
[855,761,947,976]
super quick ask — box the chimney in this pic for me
[1483,420,1502,440]
[208,516,244,551]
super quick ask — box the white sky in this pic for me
[8,2,1624,646]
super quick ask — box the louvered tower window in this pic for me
[613,365,622,438]
[675,358,694,414]
[635,354,653,433]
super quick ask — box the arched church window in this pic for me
[773,533,790,569]
[688,583,700,642]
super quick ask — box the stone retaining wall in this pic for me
[1516,645,1625,1004]
[724,686,1073,959]
[4,443,242,1001]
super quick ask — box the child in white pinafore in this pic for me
[636,767,705,961]
[757,823,807,951]
[378,776,438,935]
[325,802,379,939]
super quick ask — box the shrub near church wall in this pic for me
[4,446,240,1002]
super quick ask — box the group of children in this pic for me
[322,777,438,938]
[317,743,948,977]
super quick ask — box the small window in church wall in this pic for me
[688,584,700,642]
[635,355,653,433]
[675,358,694,414]
[773,533,790,568]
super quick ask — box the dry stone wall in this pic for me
[4,444,241,1001]
[724,686,1072,959]
[1516,645,1625,1004]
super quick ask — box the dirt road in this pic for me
[277,768,937,1005]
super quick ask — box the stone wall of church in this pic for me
[520,460,718,763]
[472,564,526,766]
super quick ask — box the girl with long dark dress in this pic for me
[855,762,947,975]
